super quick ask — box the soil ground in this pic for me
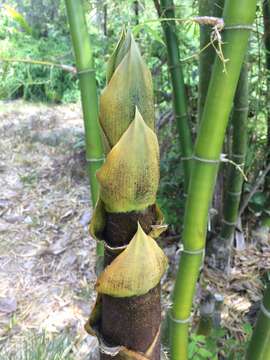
[0,100,269,359]
[0,100,98,359]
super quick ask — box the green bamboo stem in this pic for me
[246,284,270,360]
[263,0,270,71]
[65,0,104,205]
[263,0,270,194]
[170,1,256,359]
[219,64,249,268]
[198,0,224,121]
[157,0,193,189]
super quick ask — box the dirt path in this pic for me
[0,101,98,359]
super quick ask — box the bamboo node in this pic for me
[224,24,254,31]
[261,302,270,319]
[77,68,96,75]
[169,310,192,324]
[183,248,205,255]
[181,156,192,161]
[234,107,249,112]
[168,63,182,71]
[231,153,246,159]
[227,190,243,197]
[222,218,238,227]
[175,114,188,119]
[86,157,105,163]
[192,155,220,164]
[178,244,205,255]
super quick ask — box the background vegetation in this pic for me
[0,2,269,357]
[1,0,268,235]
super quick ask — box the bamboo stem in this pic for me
[170,1,256,358]
[198,0,224,121]
[263,0,270,194]
[65,0,104,206]
[246,284,270,360]
[219,64,249,270]
[156,0,193,190]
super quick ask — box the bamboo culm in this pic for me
[198,0,224,121]
[219,64,249,271]
[263,0,270,194]
[170,1,256,359]
[65,0,105,262]
[65,0,104,205]
[157,0,193,190]
[246,284,270,359]
[154,0,193,345]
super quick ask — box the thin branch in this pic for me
[0,57,77,74]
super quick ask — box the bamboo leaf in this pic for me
[96,223,168,297]
[4,5,33,36]
[97,108,159,213]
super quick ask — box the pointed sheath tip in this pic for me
[133,107,147,129]
[96,223,168,297]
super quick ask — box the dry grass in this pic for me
[0,101,98,359]
[204,243,270,338]
[0,100,269,358]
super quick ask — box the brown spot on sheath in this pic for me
[101,285,161,360]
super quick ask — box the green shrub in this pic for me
[0,29,80,103]
[158,124,185,234]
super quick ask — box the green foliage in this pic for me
[249,191,268,213]
[0,1,82,102]
[0,29,79,102]
[0,0,198,105]
[19,170,38,186]
[3,4,33,36]
[188,324,253,360]
[158,124,185,234]
[188,333,217,359]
